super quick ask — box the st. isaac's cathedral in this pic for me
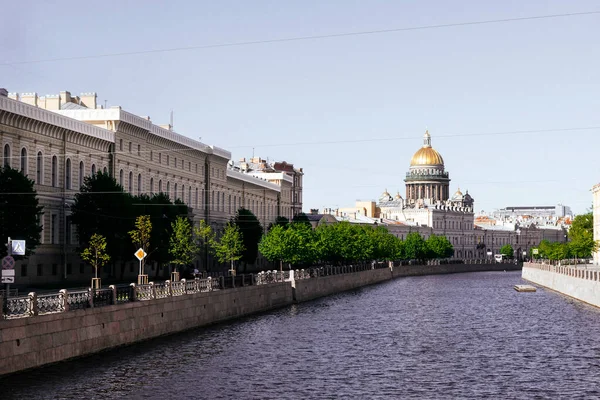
[326,130,543,260]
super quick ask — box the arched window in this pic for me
[79,161,84,188]
[158,179,162,193]
[215,191,219,211]
[91,164,96,176]
[119,169,124,186]
[188,187,191,205]
[36,152,43,184]
[137,174,142,195]
[166,182,170,197]
[233,196,237,212]
[195,188,199,207]
[221,193,225,212]
[211,191,215,211]
[65,158,71,189]
[103,167,107,174]
[228,195,231,214]
[51,155,58,187]
[174,183,178,200]
[128,171,133,193]
[150,178,154,195]
[20,148,27,174]
[181,185,185,202]
[3,144,10,167]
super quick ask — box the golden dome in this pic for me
[410,130,444,166]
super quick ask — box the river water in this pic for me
[3,271,600,399]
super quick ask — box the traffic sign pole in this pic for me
[5,237,11,300]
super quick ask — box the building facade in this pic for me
[1,90,303,285]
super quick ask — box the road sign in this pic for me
[11,240,25,256]
[2,256,15,270]
[2,270,15,277]
[532,249,539,255]
[2,276,15,284]
[134,248,147,261]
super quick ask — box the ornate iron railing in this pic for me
[171,281,185,296]
[115,286,134,304]
[154,282,170,299]
[67,290,90,310]
[208,277,220,291]
[3,295,33,319]
[37,292,65,315]
[185,279,200,293]
[93,288,113,308]
[136,284,153,301]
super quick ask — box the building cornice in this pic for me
[227,169,281,191]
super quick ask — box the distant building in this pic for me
[491,205,573,223]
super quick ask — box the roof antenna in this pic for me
[252,147,255,158]
[170,109,174,129]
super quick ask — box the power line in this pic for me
[3,10,599,66]
[226,126,600,148]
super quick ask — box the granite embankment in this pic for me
[0,261,520,376]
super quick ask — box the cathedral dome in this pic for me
[410,130,444,167]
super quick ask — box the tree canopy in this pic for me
[500,244,514,259]
[568,213,597,258]
[0,166,43,258]
[213,222,245,271]
[232,208,263,268]
[80,233,110,280]
[169,216,198,269]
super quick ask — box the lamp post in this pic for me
[515,228,521,262]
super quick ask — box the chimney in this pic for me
[80,92,97,109]
[0,89,8,97]
[44,94,61,110]
[21,92,39,107]
[310,208,319,215]
[59,91,72,105]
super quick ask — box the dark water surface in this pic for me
[3,271,600,399]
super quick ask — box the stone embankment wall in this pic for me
[0,262,519,376]
[522,262,600,308]
[0,283,292,376]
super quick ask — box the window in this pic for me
[91,164,96,176]
[166,182,170,197]
[195,164,198,173]
[3,143,10,167]
[128,142,132,153]
[51,156,58,187]
[52,264,58,276]
[158,179,162,193]
[79,161,84,188]
[128,171,133,193]
[175,157,177,168]
[20,147,27,174]
[182,159,184,169]
[137,144,141,156]
[51,214,57,244]
[37,264,43,276]
[119,169,124,186]
[181,185,185,202]
[103,167,107,174]
[21,264,28,277]
[150,151,153,161]
[174,183,178,200]
[119,139,123,151]
[195,188,199,207]
[36,151,43,184]
[167,155,170,166]
[150,178,154,194]
[65,158,71,189]
[228,195,231,214]
[211,191,214,211]
[137,174,142,195]
[221,193,225,212]
[159,153,162,164]
[188,161,191,171]
[188,187,192,204]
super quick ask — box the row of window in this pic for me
[3,143,102,189]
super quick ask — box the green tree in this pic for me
[404,232,428,261]
[169,216,199,272]
[259,225,287,269]
[0,166,43,257]
[500,244,514,259]
[128,215,152,275]
[81,233,111,281]
[370,226,402,261]
[259,222,317,269]
[232,208,263,271]
[568,213,597,258]
[426,234,454,259]
[194,219,216,271]
[213,223,245,272]
[71,171,133,266]
[292,212,311,226]
[268,216,289,231]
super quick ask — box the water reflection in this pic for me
[3,271,600,399]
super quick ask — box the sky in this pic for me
[2,0,599,215]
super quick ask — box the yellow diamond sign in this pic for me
[134,248,147,261]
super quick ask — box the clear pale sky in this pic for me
[3,1,599,214]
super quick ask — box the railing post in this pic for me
[60,289,69,312]
[109,285,117,305]
[149,282,156,299]
[29,292,38,316]
[88,288,94,308]
[165,280,172,296]
[130,283,137,302]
